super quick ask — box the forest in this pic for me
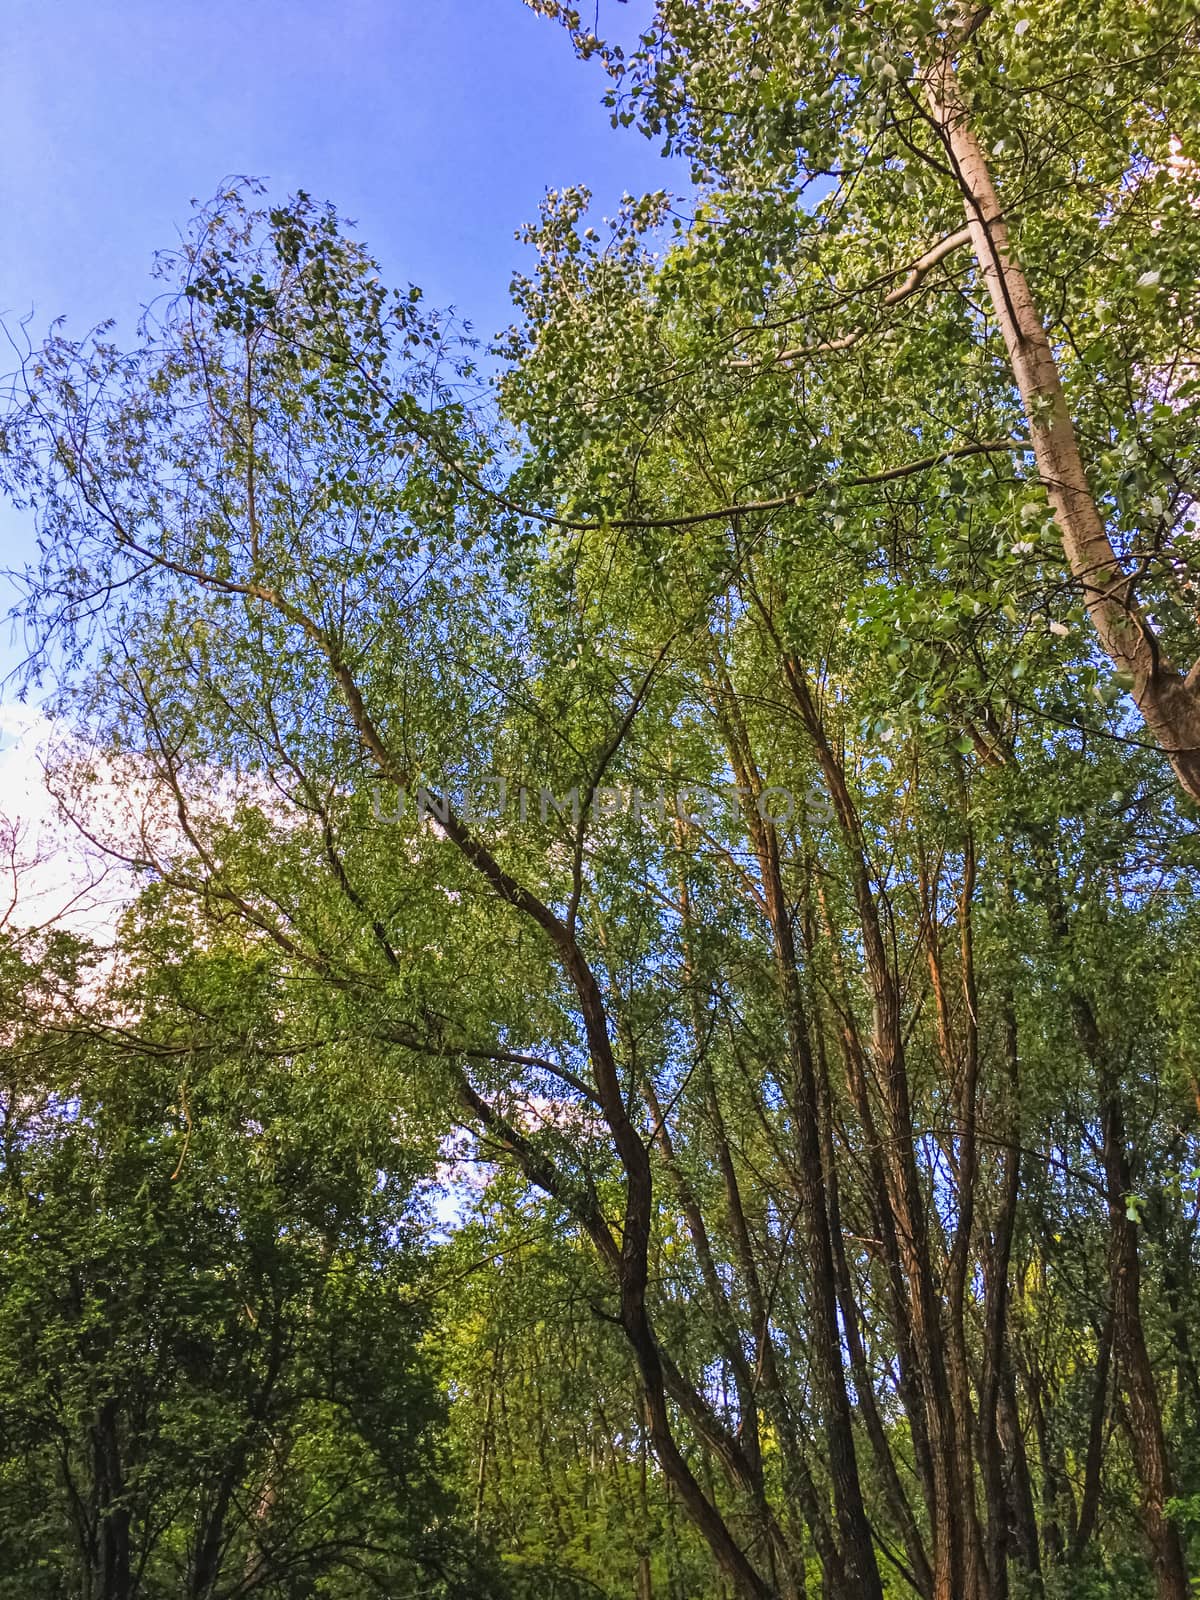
[2,2,1200,1596]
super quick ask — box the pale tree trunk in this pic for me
[925,55,1200,805]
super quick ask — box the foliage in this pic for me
[0,918,515,1598]
[3,5,1200,1598]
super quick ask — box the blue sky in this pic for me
[1,0,676,680]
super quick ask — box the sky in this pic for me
[2,0,669,342]
[0,0,677,922]
[0,0,676,655]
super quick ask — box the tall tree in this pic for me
[2,144,1198,1600]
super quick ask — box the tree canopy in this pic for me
[3,4,1200,1599]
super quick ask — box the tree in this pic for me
[0,904,506,1599]
[2,134,1198,1600]
[524,0,1200,802]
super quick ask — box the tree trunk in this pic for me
[92,1398,131,1600]
[1101,1087,1191,1600]
[1071,1309,1114,1560]
[780,658,980,1600]
[979,998,1042,1597]
[926,54,1200,804]
[709,676,883,1600]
